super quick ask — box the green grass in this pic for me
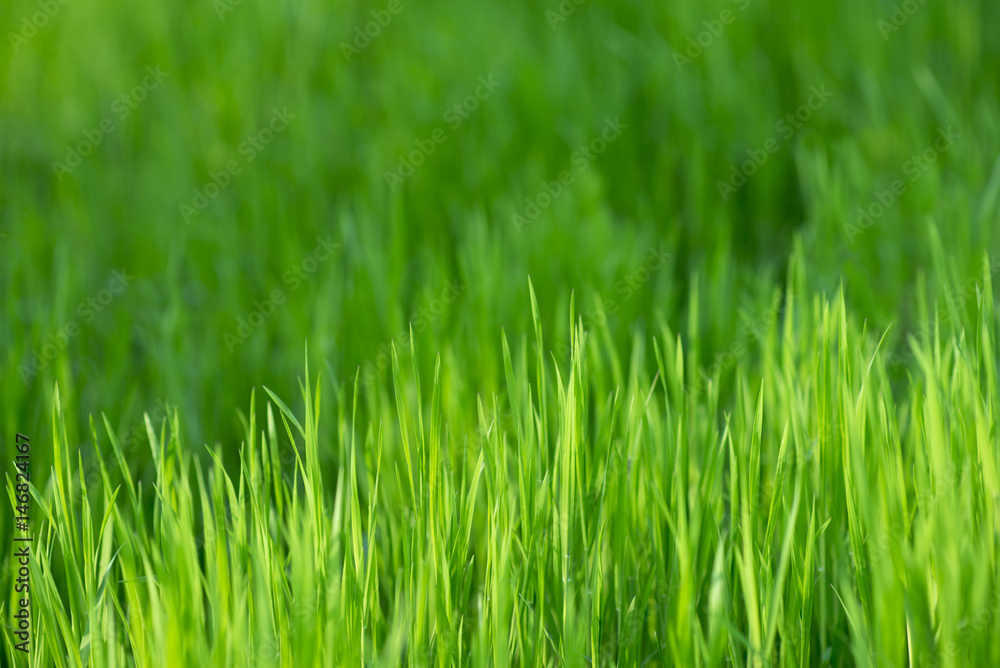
[3,0,1000,663]
[7,261,1000,666]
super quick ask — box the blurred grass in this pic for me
[2,0,1000,663]
[1,0,994,456]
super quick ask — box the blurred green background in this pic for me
[1,0,998,478]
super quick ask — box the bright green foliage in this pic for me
[3,0,1000,664]
[6,256,1000,665]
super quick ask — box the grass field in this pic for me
[3,0,1000,664]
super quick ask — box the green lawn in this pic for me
[2,0,1000,664]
